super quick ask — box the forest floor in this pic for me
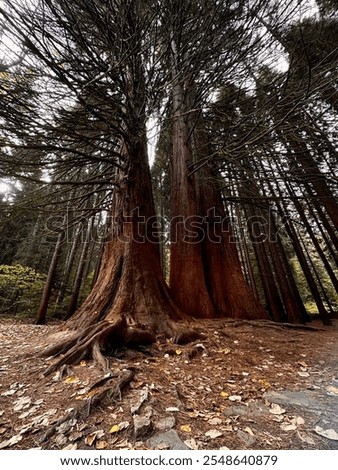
[0,316,338,451]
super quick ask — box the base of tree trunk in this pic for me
[40,317,160,375]
[40,314,205,378]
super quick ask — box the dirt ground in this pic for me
[0,316,338,451]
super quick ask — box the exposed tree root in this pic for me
[41,320,121,359]
[42,318,128,376]
[92,340,111,376]
[39,369,135,444]
[222,319,325,331]
[173,328,206,344]
[41,314,202,377]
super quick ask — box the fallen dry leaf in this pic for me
[68,431,83,442]
[297,431,315,445]
[62,443,78,450]
[218,348,231,355]
[280,423,297,431]
[314,426,338,441]
[228,395,241,402]
[85,430,104,446]
[291,416,305,427]
[0,434,23,449]
[297,361,308,368]
[258,379,271,388]
[269,403,286,415]
[119,421,129,431]
[1,389,16,396]
[244,427,255,436]
[297,371,310,378]
[184,438,199,449]
[64,376,80,384]
[109,425,121,434]
[13,396,32,412]
[208,417,223,426]
[55,434,68,446]
[205,429,223,439]
[96,440,108,449]
[180,424,192,433]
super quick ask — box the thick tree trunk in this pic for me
[68,136,183,335]
[186,107,267,319]
[169,82,215,318]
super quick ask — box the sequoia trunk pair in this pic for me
[169,81,267,319]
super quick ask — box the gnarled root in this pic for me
[42,318,127,376]
[39,368,135,444]
[41,317,160,376]
[41,314,204,378]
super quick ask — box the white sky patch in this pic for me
[147,116,159,167]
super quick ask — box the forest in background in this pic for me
[0,0,337,348]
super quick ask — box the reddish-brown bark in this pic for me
[68,136,183,335]
[169,79,266,320]
[191,114,267,320]
[169,82,216,318]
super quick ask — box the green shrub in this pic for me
[0,264,46,316]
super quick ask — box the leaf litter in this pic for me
[0,317,338,450]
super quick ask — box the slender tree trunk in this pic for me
[299,231,336,317]
[277,201,332,325]
[234,204,260,299]
[36,228,64,325]
[291,194,338,292]
[64,215,95,320]
[255,157,311,322]
[304,185,338,254]
[306,199,338,268]
[239,219,260,300]
[55,221,83,308]
[268,213,309,323]
[262,154,332,324]
[243,202,284,321]
[287,133,338,231]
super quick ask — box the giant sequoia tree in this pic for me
[165,1,266,319]
[0,1,185,363]
[1,0,336,374]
